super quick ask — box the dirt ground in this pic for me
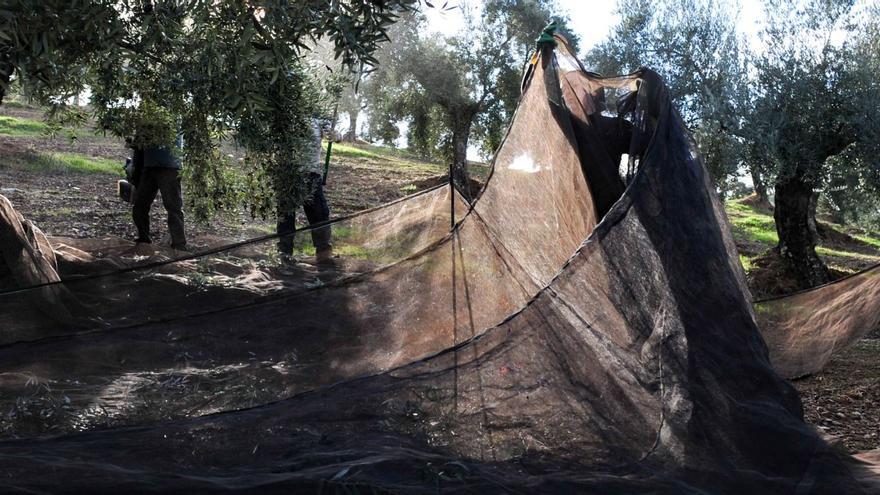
[794,330,880,452]
[0,135,446,249]
[1,109,878,454]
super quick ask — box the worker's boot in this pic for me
[315,246,334,266]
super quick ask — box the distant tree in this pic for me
[742,0,880,288]
[337,85,366,142]
[728,180,754,200]
[821,152,880,229]
[305,34,402,144]
[585,0,749,196]
[364,1,577,198]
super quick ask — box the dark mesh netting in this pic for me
[755,263,880,379]
[0,37,878,493]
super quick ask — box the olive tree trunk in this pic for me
[450,116,472,201]
[749,165,770,207]
[0,56,11,107]
[773,175,831,289]
[344,109,359,142]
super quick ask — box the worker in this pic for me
[131,134,187,250]
[276,118,333,264]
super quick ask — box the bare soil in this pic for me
[0,135,446,249]
[748,248,853,299]
[793,337,880,453]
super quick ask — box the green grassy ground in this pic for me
[1,104,124,177]
[2,145,121,176]
[725,201,778,244]
[0,115,48,137]
[325,141,446,177]
[725,198,880,275]
[31,153,121,175]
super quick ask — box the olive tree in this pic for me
[364,1,576,197]
[0,0,419,218]
[743,0,880,288]
[585,0,749,196]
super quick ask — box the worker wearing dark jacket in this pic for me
[131,137,186,249]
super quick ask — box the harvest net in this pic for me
[0,36,878,493]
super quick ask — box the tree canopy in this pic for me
[1,0,419,218]
[362,0,577,197]
[585,0,747,195]
[588,0,880,289]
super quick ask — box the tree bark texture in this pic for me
[0,56,11,107]
[773,176,831,289]
[450,117,472,201]
[344,109,359,142]
[749,165,770,207]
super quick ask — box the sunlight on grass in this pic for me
[725,200,778,246]
[328,141,428,162]
[0,115,47,137]
[739,254,753,272]
[724,201,754,214]
[327,142,385,160]
[22,152,122,176]
[816,246,880,262]
[737,216,778,244]
[826,262,863,274]
[854,235,880,249]
[727,198,880,271]
[325,141,447,175]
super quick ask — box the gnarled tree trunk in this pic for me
[773,175,830,289]
[0,55,11,107]
[344,109,359,142]
[749,165,770,208]
[450,115,473,201]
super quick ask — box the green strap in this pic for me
[536,21,558,48]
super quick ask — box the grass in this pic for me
[0,99,38,110]
[20,152,122,176]
[399,184,419,194]
[724,200,778,246]
[735,216,779,244]
[726,196,880,277]
[854,235,880,249]
[326,141,445,176]
[327,142,388,161]
[0,115,48,137]
[332,141,430,162]
[816,246,880,262]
